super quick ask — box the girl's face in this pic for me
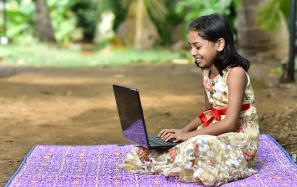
[187,30,221,68]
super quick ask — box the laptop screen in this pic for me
[113,85,149,148]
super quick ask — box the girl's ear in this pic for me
[217,38,225,52]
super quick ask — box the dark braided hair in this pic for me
[188,13,249,76]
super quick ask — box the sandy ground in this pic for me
[1,60,297,185]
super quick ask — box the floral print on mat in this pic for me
[122,66,259,186]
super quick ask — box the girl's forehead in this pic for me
[187,31,205,43]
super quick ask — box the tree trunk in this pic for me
[35,0,56,42]
[237,0,289,61]
[116,0,160,49]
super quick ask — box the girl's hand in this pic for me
[158,129,184,138]
[163,132,193,143]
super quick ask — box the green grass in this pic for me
[0,43,192,68]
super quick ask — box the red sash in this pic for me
[198,104,250,128]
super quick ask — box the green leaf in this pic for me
[6,22,28,38]
[176,0,233,22]
[7,10,31,19]
[144,0,169,22]
[256,0,288,33]
[231,0,242,11]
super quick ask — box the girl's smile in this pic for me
[195,57,203,64]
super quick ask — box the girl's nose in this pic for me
[191,48,197,56]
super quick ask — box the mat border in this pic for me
[265,133,297,167]
[4,145,37,187]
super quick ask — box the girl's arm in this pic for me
[163,67,247,142]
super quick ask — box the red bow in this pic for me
[198,104,250,128]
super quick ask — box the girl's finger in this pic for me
[160,129,173,138]
[160,129,177,138]
[172,129,178,134]
[162,133,170,141]
[164,133,174,140]
[171,129,177,133]
[165,134,175,142]
[173,137,180,143]
[158,129,165,137]
[158,129,169,137]
[161,130,171,138]
[166,129,177,136]
[162,133,169,140]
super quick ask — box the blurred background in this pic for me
[0,0,293,68]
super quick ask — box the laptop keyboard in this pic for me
[148,135,182,146]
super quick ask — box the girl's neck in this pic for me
[209,64,219,78]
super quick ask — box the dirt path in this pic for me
[1,61,297,185]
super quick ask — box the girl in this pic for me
[121,13,259,186]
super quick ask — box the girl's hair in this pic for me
[188,13,249,75]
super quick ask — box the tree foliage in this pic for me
[5,0,108,43]
[6,0,76,43]
[256,0,290,33]
[6,0,35,39]
[176,0,241,36]
[3,0,241,46]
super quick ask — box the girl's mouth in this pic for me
[196,58,203,63]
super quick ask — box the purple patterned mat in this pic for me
[5,134,297,187]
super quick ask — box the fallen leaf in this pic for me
[66,91,72,96]
[39,90,72,97]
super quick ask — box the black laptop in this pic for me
[113,84,182,149]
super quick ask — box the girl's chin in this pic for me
[198,63,207,68]
[194,61,207,68]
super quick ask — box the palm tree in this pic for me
[237,0,289,61]
[256,0,290,33]
[34,0,56,42]
[255,0,294,82]
[116,0,168,49]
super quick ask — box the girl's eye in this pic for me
[189,46,192,49]
[196,47,201,50]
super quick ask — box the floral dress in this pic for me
[121,66,259,186]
